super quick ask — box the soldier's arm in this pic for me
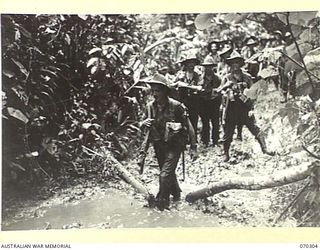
[139,102,154,128]
[187,117,197,148]
[244,73,254,88]
[177,103,197,148]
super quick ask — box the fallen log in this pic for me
[185,161,320,203]
[82,146,155,206]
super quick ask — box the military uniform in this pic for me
[221,70,259,150]
[223,67,274,161]
[199,62,221,146]
[174,70,202,139]
[147,97,189,209]
[220,51,274,161]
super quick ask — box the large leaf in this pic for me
[258,65,279,79]
[285,42,312,60]
[143,37,177,54]
[3,69,15,78]
[7,107,29,124]
[86,57,99,68]
[276,11,317,25]
[258,47,283,63]
[78,15,88,20]
[89,47,102,55]
[65,34,71,45]
[244,79,268,100]
[133,64,144,83]
[304,47,320,70]
[223,13,249,24]
[194,13,214,30]
[278,102,300,127]
[11,59,28,77]
[290,24,304,38]
[299,26,320,43]
[15,23,32,39]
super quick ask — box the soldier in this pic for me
[243,38,260,82]
[199,57,221,146]
[217,46,232,79]
[174,54,202,140]
[218,51,275,162]
[241,37,258,60]
[217,46,243,141]
[140,74,197,211]
[232,36,244,54]
[204,39,221,67]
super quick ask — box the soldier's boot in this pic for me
[156,198,170,211]
[171,179,182,201]
[236,125,243,141]
[223,143,230,162]
[172,191,181,202]
[280,90,288,103]
[257,134,275,156]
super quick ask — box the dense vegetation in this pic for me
[2,12,320,226]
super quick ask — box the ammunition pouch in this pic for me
[238,93,253,110]
[164,122,187,146]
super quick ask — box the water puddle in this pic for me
[3,188,219,230]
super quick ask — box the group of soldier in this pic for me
[137,32,293,211]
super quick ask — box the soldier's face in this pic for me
[204,65,213,74]
[211,44,217,52]
[230,62,241,72]
[184,61,196,71]
[151,84,167,101]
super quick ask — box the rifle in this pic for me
[176,81,202,92]
[137,105,152,175]
[182,150,185,181]
[221,90,230,126]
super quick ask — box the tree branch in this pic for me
[301,144,320,160]
[186,161,319,203]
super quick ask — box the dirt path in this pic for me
[2,86,304,229]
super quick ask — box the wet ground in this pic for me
[2,88,306,230]
[3,188,223,230]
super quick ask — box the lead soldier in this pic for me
[140,74,197,211]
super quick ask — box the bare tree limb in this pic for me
[301,144,320,160]
[186,161,320,203]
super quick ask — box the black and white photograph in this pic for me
[1,10,320,231]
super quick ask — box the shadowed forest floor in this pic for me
[1,86,312,229]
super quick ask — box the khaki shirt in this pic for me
[221,70,253,92]
[147,98,188,146]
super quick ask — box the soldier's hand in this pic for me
[177,81,188,88]
[190,145,198,161]
[248,110,254,117]
[140,118,154,128]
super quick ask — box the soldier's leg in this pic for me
[154,142,165,170]
[211,99,221,145]
[280,72,289,103]
[271,75,279,90]
[157,147,181,210]
[244,114,275,156]
[171,171,182,201]
[200,108,210,146]
[189,108,199,140]
[236,124,243,141]
[154,142,165,201]
[222,120,236,162]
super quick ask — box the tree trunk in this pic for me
[185,161,320,203]
[82,146,154,203]
[106,152,151,196]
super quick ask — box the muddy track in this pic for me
[2,88,307,229]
